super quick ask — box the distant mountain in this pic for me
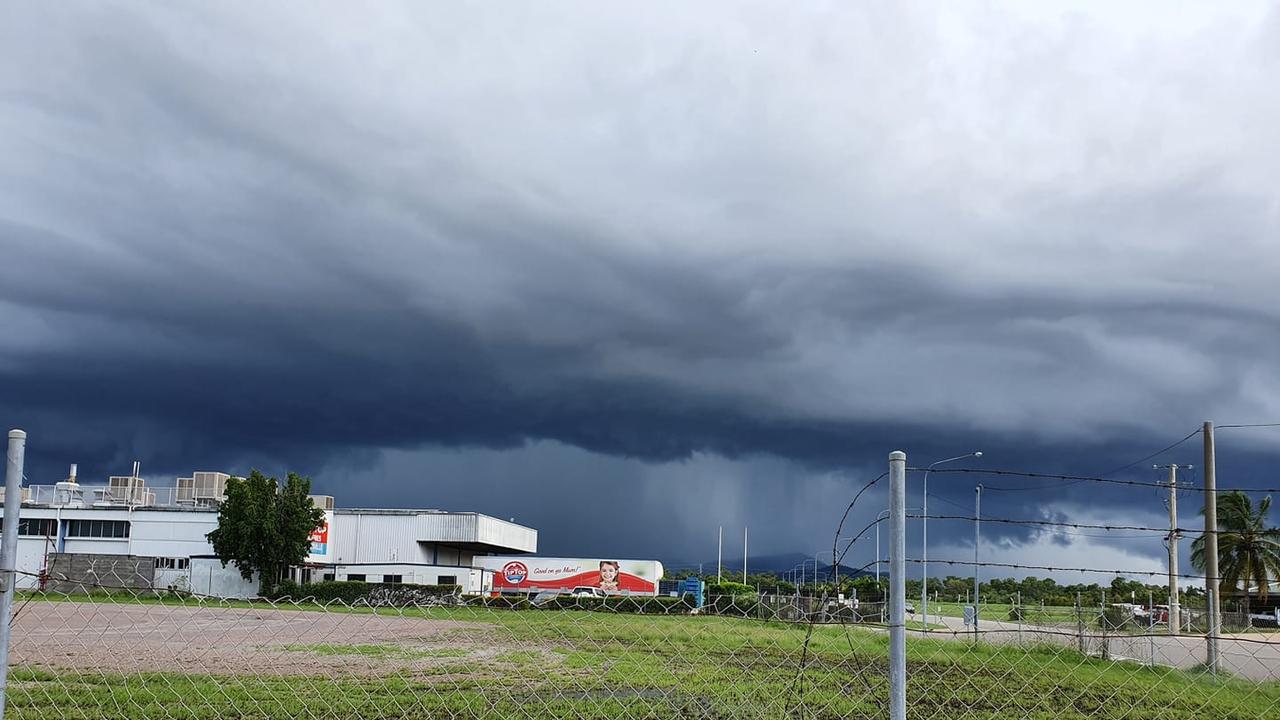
[664,552,875,580]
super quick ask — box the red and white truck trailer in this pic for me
[475,556,664,596]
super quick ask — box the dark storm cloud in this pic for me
[3,2,1280,564]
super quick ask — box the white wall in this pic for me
[153,567,189,591]
[12,539,51,589]
[330,513,431,565]
[332,563,483,591]
[417,514,537,554]
[189,557,258,599]
[128,510,217,559]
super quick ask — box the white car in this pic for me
[570,586,607,598]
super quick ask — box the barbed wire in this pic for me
[908,513,1244,536]
[831,471,886,583]
[906,558,1217,581]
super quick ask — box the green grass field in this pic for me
[8,597,1279,719]
[927,600,1079,623]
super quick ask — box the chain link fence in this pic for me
[3,561,1279,719]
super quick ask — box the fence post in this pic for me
[0,429,28,720]
[1148,590,1155,667]
[1100,593,1109,661]
[1016,591,1022,644]
[888,450,907,720]
[1076,592,1084,654]
[1207,589,1217,676]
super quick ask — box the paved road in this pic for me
[911,612,1280,682]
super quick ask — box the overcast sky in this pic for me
[3,2,1280,580]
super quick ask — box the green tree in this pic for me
[206,470,326,595]
[1191,491,1280,606]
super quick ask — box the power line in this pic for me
[917,466,1280,494]
[1097,428,1201,477]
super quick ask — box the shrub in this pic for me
[476,593,696,614]
[541,595,696,614]
[707,581,753,596]
[707,593,760,618]
[1098,606,1135,631]
[266,580,461,606]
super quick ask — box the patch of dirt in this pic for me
[12,601,554,677]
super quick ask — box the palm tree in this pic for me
[1191,492,1280,613]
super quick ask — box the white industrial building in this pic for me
[0,465,537,596]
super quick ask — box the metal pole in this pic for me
[875,519,881,584]
[1203,421,1220,673]
[922,469,928,631]
[1076,592,1083,654]
[1017,591,1022,643]
[717,526,722,583]
[1149,589,1155,667]
[0,429,28,719]
[1163,464,1182,636]
[743,527,748,585]
[974,484,982,637]
[1207,589,1217,676]
[888,450,907,720]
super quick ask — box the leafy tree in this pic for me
[1191,491,1280,605]
[206,470,326,595]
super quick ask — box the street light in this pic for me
[923,451,982,627]
[875,507,922,584]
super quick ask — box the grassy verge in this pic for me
[9,598,1278,718]
[928,600,1080,623]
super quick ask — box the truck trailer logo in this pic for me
[502,562,528,585]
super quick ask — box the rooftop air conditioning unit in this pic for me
[308,495,335,511]
[178,472,230,506]
[107,474,156,507]
[0,487,31,505]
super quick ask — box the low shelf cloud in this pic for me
[3,2,1279,569]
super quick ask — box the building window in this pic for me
[346,574,366,582]
[66,519,130,539]
[382,575,403,584]
[0,518,57,537]
[322,573,335,582]
[437,575,457,586]
[153,557,189,570]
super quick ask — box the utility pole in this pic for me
[0,429,28,719]
[1155,463,1189,635]
[1203,421,1220,673]
[743,527,748,585]
[717,526,722,583]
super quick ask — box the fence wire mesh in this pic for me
[5,559,1280,719]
